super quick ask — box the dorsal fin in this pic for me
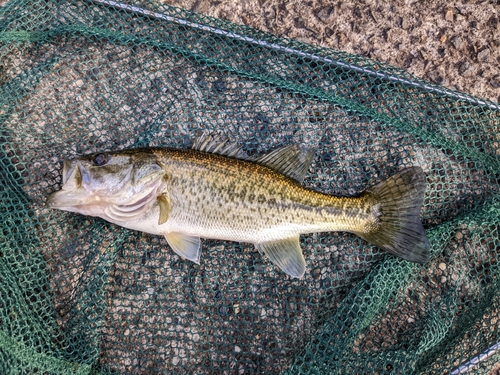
[192,131,248,159]
[253,145,315,183]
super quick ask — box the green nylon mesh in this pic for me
[1,0,500,374]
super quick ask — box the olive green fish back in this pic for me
[1,0,499,374]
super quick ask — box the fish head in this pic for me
[47,150,166,217]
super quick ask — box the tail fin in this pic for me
[357,167,430,263]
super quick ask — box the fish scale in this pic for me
[158,149,366,240]
[47,135,430,278]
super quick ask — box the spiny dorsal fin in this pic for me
[192,131,248,159]
[253,145,315,183]
[255,236,306,278]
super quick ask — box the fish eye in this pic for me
[92,153,109,166]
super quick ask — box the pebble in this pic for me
[451,36,463,49]
[234,345,241,353]
[445,9,454,22]
[233,303,240,314]
[213,79,225,92]
[490,76,500,89]
[458,61,477,76]
[439,263,447,271]
[477,48,490,62]
[219,305,228,316]
[401,17,410,30]
[316,6,334,23]
[427,71,444,85]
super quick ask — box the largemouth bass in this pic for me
[47,134,430,278]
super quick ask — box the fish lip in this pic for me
[45,189,93,209]
[47,160,84,209]
[45,190,63,208]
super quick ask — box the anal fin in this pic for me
[255,236,306,278]
[165,232,201,264]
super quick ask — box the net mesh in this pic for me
[1,0,499,374]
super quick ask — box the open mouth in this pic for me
[46,160,87,210]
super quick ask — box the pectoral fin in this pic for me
[256,236,306,278]
[157,194,171,225]
[165,232,201,264]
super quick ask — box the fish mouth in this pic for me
[45,187,99,211]
[46,160,90,210]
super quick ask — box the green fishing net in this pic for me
[1,0,499,373]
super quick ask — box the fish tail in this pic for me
[356,166,430,263]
